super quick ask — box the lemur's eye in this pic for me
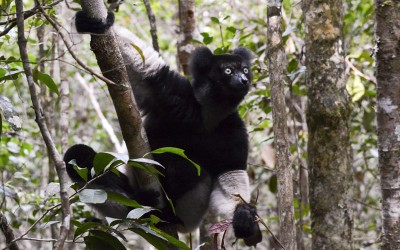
[224,68,232,75]
[243,67,249,74]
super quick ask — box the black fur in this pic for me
[233,204,262,246]
[67,12,262,246]
[75,11,115,34]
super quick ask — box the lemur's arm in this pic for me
[209,170,262,246]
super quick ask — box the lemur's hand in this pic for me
[232,203,262,246]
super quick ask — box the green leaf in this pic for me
[200,32,213,45]
[68,159,88,181]
[191,39,203,44]
[0,69,23,81]
[268,175,277,194]
[74,222,100,239]
[105,152,130,163]
[150,226,191,250]
[0,68,6,77]
[34,70,60,95]
[79,189,107,204]
[130,227,168,250]
[128,161,164,177]
[85,230,126,250]
[130,43,145,65]
[107,191,142,208]
[211,16,220,24]
[130,158,164,168]
[203,36,213,45]
[227,26,237,34]
[147,147,201,176]
[93,152,125,175]
[346,74,365,102]
[127,207,157,219]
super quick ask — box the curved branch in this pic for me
[15,1,70,249]
[142,0,159,52]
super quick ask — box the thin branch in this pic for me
[2,164,116,250]
[2,206,55,250]
[345,57,376,84]
[15,1,70,249]
[142,0,159,52]
[17,238,82,243]
[75,72,123,152]
[37,7,119,87]
[267,2,296,249]
[0,0,63,37]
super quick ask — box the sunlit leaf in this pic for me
[147,147,201,175]
[127,207,157,219]
[79,189,107,204]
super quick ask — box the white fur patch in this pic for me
[209,170,251,218]
[115,27,166,78]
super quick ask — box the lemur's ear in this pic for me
[189,47,214,77]
[233,47,253,63]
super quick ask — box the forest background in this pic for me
[0,0,395,249]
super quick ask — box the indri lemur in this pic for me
[64,11,262,246]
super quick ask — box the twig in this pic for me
[15,1,70,249]
[142,0,159,52]
[345,57,376,84]
[37,7,120,87]
[17,237,81,243]
[75,72,123,152]
[2,204,58,250]
[0,0,63,37]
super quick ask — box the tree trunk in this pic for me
[77,0,176,246]
[267,2,297,250]
[78,0,159,193]
[374,1,400,249]
[302,0,353,249]
[177,0,196,75]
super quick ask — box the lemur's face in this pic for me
[208,55,252,95]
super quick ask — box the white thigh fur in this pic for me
[209,170,251,219]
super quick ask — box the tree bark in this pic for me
[177,0,196,75]
[78,0,159,193]
[374,1,400,249]
[267,2,297,250]
[0,212,19,250]
[302,0,353,249]
[77,0,176,246]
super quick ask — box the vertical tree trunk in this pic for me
[177,0,196,75]
[267,2,297,250]
[78,0,157,191]
[374,1,400,249]
[302,0,353,249]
